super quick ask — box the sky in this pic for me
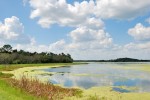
[0,0,150,60]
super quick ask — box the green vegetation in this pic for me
[121,64,150,72]
[1,62,150,100]
[108,58,150,62]
[0,44,73,64]
[1,63,86,83]
[0,72,13,78]
[9,76,82,100]
[75,57,150,62]
[64,87,150,100]
[0,79,44,100]
[0,63,83,71]
[0,63,84,100]
[87,94,100,100]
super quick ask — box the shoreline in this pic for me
[1,63,150,100]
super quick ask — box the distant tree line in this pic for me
[0,44,73,64]
[105,58,150,62]
[75,58,150,62]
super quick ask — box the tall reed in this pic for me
[9,76,82,100]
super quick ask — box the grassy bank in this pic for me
[0,63,84,100]
[0,67,42,100]
[9,76,82,100]
[0,78,44,100]
[1,63,150,100]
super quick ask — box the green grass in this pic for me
[0,72,13,78]
[0,70,44,100]
[0,79,44,100]
[0,63,85,100]
[87,94,100,100]
[0,62,86,71]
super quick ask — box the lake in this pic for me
[37,63,150,93]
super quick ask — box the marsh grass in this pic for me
[0,72,13,78]
[87,95,100,100]
[0,63,86,71]
[9,76,82,100]
[0,78,43,100]
[87,94,108,100]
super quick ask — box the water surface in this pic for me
[37,63,150,93]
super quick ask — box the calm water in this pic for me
[37,63,150,93]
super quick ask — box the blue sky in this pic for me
[0,0,150,60]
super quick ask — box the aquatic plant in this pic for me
[0,72,13,78]
[87,94,100,100]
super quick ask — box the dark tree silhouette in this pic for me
[1,44,12,53]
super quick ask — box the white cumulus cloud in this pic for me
[29,0,95,28]
[49,39,66,53]
[0,16,24,39]
[0,16,33,44]
[28,0,150,27]
[128,23,150,41]
[95,0,150,19]
[69,27,112,49]
[124,42,150,50]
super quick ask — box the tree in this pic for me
[12,49,18,53]
[2,44,12,53]
[0,44,74,64]
[0,48,3,53]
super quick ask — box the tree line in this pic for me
[106,58,150,62]
[75,58,150,62]
[0,44,73,64]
